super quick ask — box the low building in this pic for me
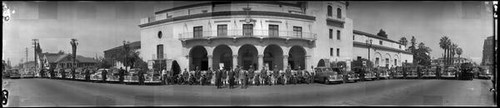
[431,57,472,67]
[40,52,98,70]
[103,41,141,68]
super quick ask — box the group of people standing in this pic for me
[161,65,316,89]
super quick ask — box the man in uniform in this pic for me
[206,67,213,85]
[138,69,144,85]
[260,66,267,85]
[102,69,107,82]
[222,67,227,86]
[285,66,292,84]
[228,67,235,89]
[182,68,189,85]
[119,67,125,83]
[85,68,90,81]
[195,66,201,84]
[248,65,255,86]
[241,70,248,89]
[216,67,222,88]
[273,65,280,85]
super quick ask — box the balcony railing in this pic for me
[179,29,317,41]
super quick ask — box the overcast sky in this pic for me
[2,1,495,66]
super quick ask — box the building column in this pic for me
[233,55,238,70]
[283,55,289,70]
[208,55,213,69]
[186,55,191,70]
[258,55,264,71]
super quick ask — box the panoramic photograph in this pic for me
[2,1,497,107]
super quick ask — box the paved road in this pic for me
[2,78,496,106]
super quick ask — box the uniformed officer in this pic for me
[85,68,90,81]
[206,67,213,85]
[182,68,189,85]
[102,69,107,82]
[248,65,255,85]
[138,69,144,85]
[228,67,235,89]
[285,66,292,84]
[216,67,222,88]
[254,74,260,86]
[241,70,248,89]
[222,67,227,86]
[195,66,201,84]
[260,66,267,85]
[273,65,279,85]
[119,67,125,83]
[235,65,241,85]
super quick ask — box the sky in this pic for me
[2,1,495,66]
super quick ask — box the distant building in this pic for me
[431,57,472,66]
[481,36,494,66]
[39,52,98,70]
[103,41,141,68]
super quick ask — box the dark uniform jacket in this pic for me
[102,69,107,81]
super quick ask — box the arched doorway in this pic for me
[238,44,258,70]
[264,44,283,70]
[189,46,208,71]
[171,60,181,75]
[213,45,232,70]
[317,59,326,67]
[289,46,306,70]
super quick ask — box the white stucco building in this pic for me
[138,1,412,74]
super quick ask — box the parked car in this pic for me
[9,69,21,79]
[442,67,457,79]
[74,68,85,81]
[344,71,359,82]
[64,68,73,79]
[106,68,120,82]
[406,67,418,79]
[124,68,140,84]
[144,69,162,84]
[314,67,343,84]
[377,67,390,80]
[477,66,492,79]
[422,67,436,79]
[393,67,404,79]
[21,70,35,78]
[4,69,12,78]
[91,69,109,82]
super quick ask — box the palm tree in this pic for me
[70,39,78,79]
[450,43,457,66]
[439,36,450,66]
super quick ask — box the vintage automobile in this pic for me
[393,67,404,79]
[442,67,457,79]
[74,68,86,81]
[477,66,492,79]
[343,70,359,82]
[9,69,21,79]
[406,66,418,79]
[458,63,474,80]
[21,70,35,78]
[91,69,109,82]
[106,68,120,82]
[124,68,140,84]
[377,67,390,80]
[314,67,343,84]
[144,69,162,84]
[423,67,437,79]
[64,68,73,79]
[4,69,12,78]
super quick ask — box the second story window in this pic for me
[337,8,342,19]
[329,29,333,39]
[158,31,162,39]
[243,24,253,36]
[269,25,279,37]
[330,48,333,56]
[217,24,227,36]
[336,48,340,56]
[353,35,355,40]
[379,41,383,45]
[293,26,302,37]
[193,26,203,38]
[327,5,332,17]
[337,30,341,40]
[157,44,164,59]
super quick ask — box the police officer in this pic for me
[273,65,279,85]
[119,67,125,83]
[138,68,144,85]
[195,66,201,84]
[85,68,90,81]
[222,67,227,86]
[248,65,255,86]
[241,70,248,89]
[216,67,222,88]
[260,66,267,85]
[182,68,189,85]
[285,66,292,84]
[239,67,246,88]
[102,69,107,82]
[206,67,213,85]
[228,67,235,89]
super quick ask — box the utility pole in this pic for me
[33,39,39,75]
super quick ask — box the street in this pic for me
[2,78,495,106]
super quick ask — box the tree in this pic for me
[439,36,451,66]
[399,37,408,47]
[415,42,432,66]
[70,39,78,68]
[450,43,457,65]
[377,29,388,38]
[97,58,112,69]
